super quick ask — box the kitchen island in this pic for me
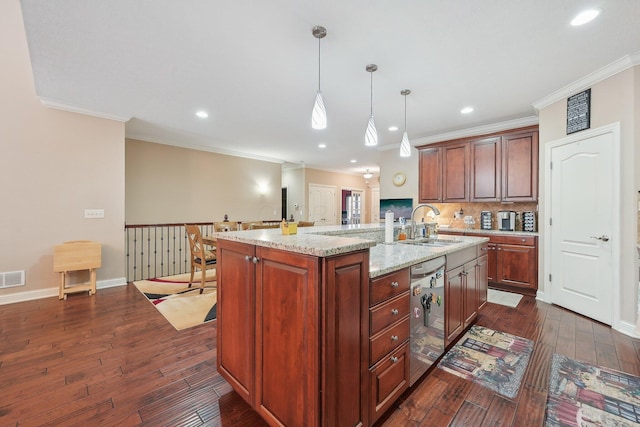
[215,224,488,427]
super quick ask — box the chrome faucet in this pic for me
[410,204,441,239]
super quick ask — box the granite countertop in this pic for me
[214,224,489,278]
[369,234,488,278]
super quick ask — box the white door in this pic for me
[309,184,336,225]
[547,124,619,325]
[371,187,380,223]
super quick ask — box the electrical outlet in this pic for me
[84,208,105,219]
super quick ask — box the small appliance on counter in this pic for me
[497,210,516,231]
[480,211,492,230]
[522,211,536,232]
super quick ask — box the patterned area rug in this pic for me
[545,354,640,426]
[133,271,217,331]
[438,325,534,398]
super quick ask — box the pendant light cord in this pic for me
[404,94,407,131]
[318,37,321,91]
[370,72,373,116]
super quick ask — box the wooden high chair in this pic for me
[53,240,101,300]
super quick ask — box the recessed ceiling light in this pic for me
[196,111,208,118]
[388,126,398,131]
[461,106,474,114]
[350,159,357,163]
[571,9,602,26]
[318,143,326,148]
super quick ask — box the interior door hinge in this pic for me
[549,218,552,226]
[550,161,553,170]
[549,273,552,282]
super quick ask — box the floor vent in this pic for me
[1,270,25,288]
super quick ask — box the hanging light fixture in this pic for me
[363,169,373,179]
[311,26,327,129]
[364,64,378,146]
[399,89,412,157]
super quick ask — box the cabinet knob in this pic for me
[390,281,399,288]
[245,255,251,261]
[390,356,399,363]
[391,308,399,315]
[391,335,398,341]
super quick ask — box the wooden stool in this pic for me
[53,240,101,300]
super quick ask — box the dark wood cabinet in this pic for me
[217,240,369,427]
[444,245,486,346]
[502,130,538,202]
[470,136,501,201]
[419,143,469,203]
[368,268,410,424]
[477,254,488,311]
[419,126,538,203]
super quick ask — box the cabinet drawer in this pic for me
[370,293,409,336]
[370,317,409,365]
[489,235,536,246]
[369,342,409,424]
[445,245,477,271]
[370,269,409,306]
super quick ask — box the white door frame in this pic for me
[543,122,621,327]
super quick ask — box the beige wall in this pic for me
[282,165,305,222]
[0,1,126,300]
[378,146,420,203]
[125,139,283,224]
[304,168,372,223]
[538,67,638,325]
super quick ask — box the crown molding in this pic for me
[377,116,539,150]
[532,51,640,110]
[39,97,131,122]
[125,133,285,165]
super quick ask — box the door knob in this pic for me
[590,235,610,242]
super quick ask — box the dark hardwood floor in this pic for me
[1,284,639,426]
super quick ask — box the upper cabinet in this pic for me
[419,126,538,204]
[419,142,469,202]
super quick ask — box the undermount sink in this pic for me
[399,237,462,247]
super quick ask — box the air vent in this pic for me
[1,270,25,288]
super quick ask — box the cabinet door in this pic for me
[217,240,256,406]
[496,244,537,289]
[419,147,442,202]
[442,143,469,202]
[476,254,488,311]
[445,264,464,346]
[486,242,497,282]
[502,130,538,201]
[463,260,478,326]
[369,342,409,424]
[255,247,320,427]
[470,136,501,201]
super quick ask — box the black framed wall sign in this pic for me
[566,88,591,134]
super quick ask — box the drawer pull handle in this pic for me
[391,335,398,341]
[390,356,399,363]
[391,308,399,315]
[390,281,399,288]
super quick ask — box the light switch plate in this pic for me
[84,208,105,219]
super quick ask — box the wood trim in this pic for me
[415,125,538,149]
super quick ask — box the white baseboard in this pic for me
[0,277,127,305]
[614,320,640,339]
[535,290,547,302]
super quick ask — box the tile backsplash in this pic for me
[419,202,539,232]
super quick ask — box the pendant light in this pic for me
[364,64,378,146]
[399,89,412,157]
[311,26,327,129]
[363,169,373,179]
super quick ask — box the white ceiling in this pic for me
[19,0,640,176]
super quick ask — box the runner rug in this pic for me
[133,271,217,331]
[545,353,640,426]
[437,325,534,398]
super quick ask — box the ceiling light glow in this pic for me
[196,111,208,118]
[350,159,357,163]
[571,9,602,26]
[388,126,398,131]
[318,143,326,148]
[461,107,474,114]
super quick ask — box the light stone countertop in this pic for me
[214,224,488,278]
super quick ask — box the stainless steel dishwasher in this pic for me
[409,256,446,386]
